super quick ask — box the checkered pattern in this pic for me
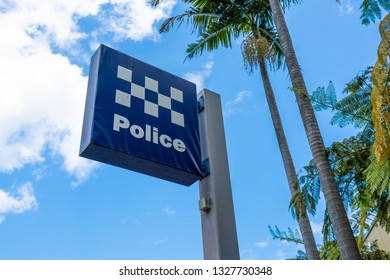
[115,65,185,127]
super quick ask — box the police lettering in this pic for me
[113,114,186,152]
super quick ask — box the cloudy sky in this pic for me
[0,0,381,259]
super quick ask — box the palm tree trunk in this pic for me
[268,0,361,259]
[258,56,320,260]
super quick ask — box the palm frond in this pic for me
[322,210,336,244]
[360,123,376,142]
[288,250,308,260]
[280,0,302,12]
[268,226,304,244]
[331,87,372,128]
[360,0,384,25]
[148,0,160,6]
[185,24,240,59]
[157,0,286,67]
[289,190,310,220]
[297,131,373,219]
[310,81,337,111]
[378,0,390,11]
[319,240,341,260]
[375,193,390,232]
[365,158,390,195]
[297,160,321,215]
[311,67,373,128]
[159,9,221,35]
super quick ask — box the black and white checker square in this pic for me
[115,65,185,127]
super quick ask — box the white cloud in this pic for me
[338,0,354,16]
[255,241,269,248]
[0,182,38,223]
[183,59,214,91]
[0,29,97,184]
[0,0,177,185]
[0,0,175,46]
[345,4,354,14]
[163,207,176,216]
[224,90,253,117]
[102,0,177,42]
[32,166,48,181]
[1,1,106,49]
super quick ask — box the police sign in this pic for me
[80,45,202,186]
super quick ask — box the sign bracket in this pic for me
[201,158,210,177]
[197,95,205,113]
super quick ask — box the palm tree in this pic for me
[267,0,361,259]
[255,47,320,259]
[276,68,390,259]
[302,67,390,253]
[151,0,320,259]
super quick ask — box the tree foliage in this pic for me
[269,223,390,259]
[303,71,375,238]
[296,61,390,256]
[362,242,390,259]
[152,0,320,259]
[370,13,390,165]
[363,13,390,207]
[331,68,373,129]
[268,225,304,244]
[311,81,337,111]
[359,0,390,25]
[271,7,390,259]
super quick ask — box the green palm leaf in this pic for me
[186,26,237,58]
[360,0,388,25]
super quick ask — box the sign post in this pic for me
[197,89,240,260]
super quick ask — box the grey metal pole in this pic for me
[197,89,240,260]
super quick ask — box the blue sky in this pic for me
[0,0,381,259]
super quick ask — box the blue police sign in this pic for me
[80,45,202,186]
